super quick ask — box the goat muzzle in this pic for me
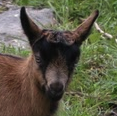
[46,82,64,101]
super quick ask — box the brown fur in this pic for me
[0,54,55,116]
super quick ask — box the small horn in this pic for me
[20,7,42,46]
[73,10,99,43]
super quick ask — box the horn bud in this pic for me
[70,10,99,44]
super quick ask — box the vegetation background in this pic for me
[1,0,117,115]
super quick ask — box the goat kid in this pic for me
[0,7,99,116]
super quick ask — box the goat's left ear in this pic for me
[72,10,99,44]
[20,7,42,46]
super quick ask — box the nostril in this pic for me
[50,83,63,93]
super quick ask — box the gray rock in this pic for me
[0,6,56,49]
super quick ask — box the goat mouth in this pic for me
[46,90,64,101]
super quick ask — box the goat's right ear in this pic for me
[20,7,42,46]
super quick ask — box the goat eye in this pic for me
[36,57,41,64]
[35,55,44,67]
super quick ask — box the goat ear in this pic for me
[72,10,99,44]
[20,7,42,46]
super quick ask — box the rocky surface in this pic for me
[0,3,56,49]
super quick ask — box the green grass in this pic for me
[0,43,30,57]
[2,0,117,116]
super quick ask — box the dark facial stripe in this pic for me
[34,38,80,75]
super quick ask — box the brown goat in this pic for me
[0,7,99,116]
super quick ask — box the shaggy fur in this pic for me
[0,7,99,116]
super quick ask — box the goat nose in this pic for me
[50,82,63,93]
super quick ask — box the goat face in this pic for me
[33,30,80,101]
[20,7,99,101]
